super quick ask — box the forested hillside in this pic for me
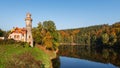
[59,22,120,48]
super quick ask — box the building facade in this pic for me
[8,27,27,42]
[8,13,33,47]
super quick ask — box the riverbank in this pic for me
[0,44,53,68]
[36,45,57,68]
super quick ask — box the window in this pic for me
[29,35,31,39]
[14,35,16,38]
[9,36,11,38]
[17,35,19,38]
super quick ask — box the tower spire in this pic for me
[25,12,33,47]
[25,12,32,21]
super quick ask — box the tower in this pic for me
[25,13,33,47]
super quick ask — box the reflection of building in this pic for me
[8,13,33,47]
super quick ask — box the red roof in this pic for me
[11,27,27,35]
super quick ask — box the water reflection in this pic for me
[60,56,116,68]
[52,57,60,68]
[53,45,120,68]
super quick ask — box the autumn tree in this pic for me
[109,31,117,46]
[43,31,53,50]
[71,29,80,43]
[43,21,59,50]
[58,22,120,48]
[32,21,59,51]
[101,33,109,45]
[32,22,43,44]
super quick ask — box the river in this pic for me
[52,45,120,68]
[60,56,116,68]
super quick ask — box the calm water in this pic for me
[60,56,116,68]
[52,45,120,68]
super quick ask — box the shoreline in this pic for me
[36,45,58,68]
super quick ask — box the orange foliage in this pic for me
[72,30,80,35]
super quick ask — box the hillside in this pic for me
[0,41,51,68]
[59,22,120,47]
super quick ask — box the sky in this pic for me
[0,0,120,31]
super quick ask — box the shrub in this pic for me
[0,39,30,47]
[6,52,44,68]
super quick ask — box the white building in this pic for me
[8,13,33,47]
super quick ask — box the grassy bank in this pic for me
[0,44,51,68]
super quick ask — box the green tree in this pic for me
[0,29,5,37]
[109,32,117,46]
[101,33,109,45]
[43,20,56,32]
[32,22,43,44]
[43,21,59,50]
[32,21,59,51]
[91,34,97,45]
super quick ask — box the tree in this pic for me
[109,32,117,46]
[58,22,120,48]
[43,20,56,32]
[71,29,80,43]
[90,34,97,45]
[43,31,53,50]
[0,29,5,37]
[32,21,59,51]
[101,33,109,45]
[32,22,43,44]
[43,21,59,50]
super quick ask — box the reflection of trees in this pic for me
[52,56,60,68]
[58,45,120,67]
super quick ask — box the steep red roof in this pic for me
[11,27,27,35]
